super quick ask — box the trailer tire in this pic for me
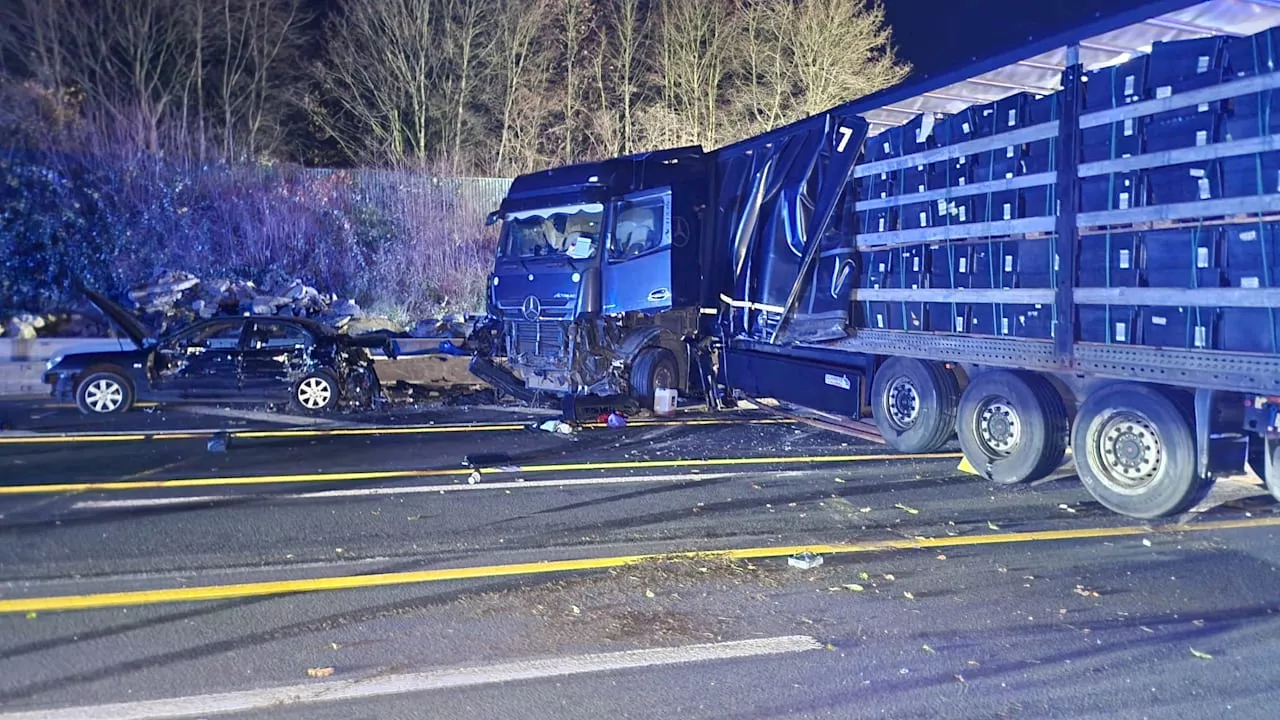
[871,358,959,454]
[630,347,679,409]
[956,371,1068,485]
[1072,383,1207,519]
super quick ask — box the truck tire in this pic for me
[956,371,1068,485]
[630,347,679,409]
[1072,383,1207,519]
[871,358,959,453]
[76,370,134,415]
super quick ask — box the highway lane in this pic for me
[2,402,1280,718]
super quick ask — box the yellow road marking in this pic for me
[0,451,957,495]
[3,516,1276,614]
[0,417,794,445]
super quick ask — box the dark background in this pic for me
[885,0,1147,79]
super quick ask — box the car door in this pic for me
[239,320,314,399]
[601,188,675,314]
[153,320,246,397]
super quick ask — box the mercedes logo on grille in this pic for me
[521,295,542,321]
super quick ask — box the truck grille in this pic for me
[509,321,567,358]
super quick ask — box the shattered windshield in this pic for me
[501,204,603,260]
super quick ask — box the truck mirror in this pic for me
[485,211,501,226]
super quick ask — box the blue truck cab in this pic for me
[481,147,711,404]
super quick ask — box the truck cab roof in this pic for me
[499,146,704,215]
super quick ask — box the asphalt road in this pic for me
[1,398,1279,719]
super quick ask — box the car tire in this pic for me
[956,371,1068,485]
[630,347,679,409]
[1072,383,1207,519]
[293,371,340,413]
[76,370,134,415]
[871,357,959,454]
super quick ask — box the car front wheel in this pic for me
[294,371,340,413]
[76,371,134,415]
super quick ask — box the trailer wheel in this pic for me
[956,371,1068,485]
[1072,383,1207,519]
[630,347,679,409]
[871,358,959,453]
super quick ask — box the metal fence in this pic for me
[305,169,513,229]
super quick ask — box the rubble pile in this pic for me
[3,270,479,339]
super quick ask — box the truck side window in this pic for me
[611,190,671,260]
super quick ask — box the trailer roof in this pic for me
[857,0,1280,137]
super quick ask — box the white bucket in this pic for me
[653,388,678,417]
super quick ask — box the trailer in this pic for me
[478,0,1280,519]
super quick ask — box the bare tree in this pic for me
[638,0,734,150]
[489,0,555,175]
[71,0,197,155]
[0,0,82,112]
[312,0,445,167]
[213,0,308,162]
[439,0,492,173]
[554,0,594,164]
[606,0,648,155]
[732,0,909,136]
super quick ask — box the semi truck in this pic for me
[472,0,1280,520]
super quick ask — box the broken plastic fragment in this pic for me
[788,552,824,570]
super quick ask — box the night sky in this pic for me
[884,0,1145,79]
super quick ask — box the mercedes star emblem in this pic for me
[521,295,541,321]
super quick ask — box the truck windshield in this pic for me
[501,204,603,260]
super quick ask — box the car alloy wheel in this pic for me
[296,376,334,410]
[85,378,126,413]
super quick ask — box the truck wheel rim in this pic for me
[298,377,332,409]
[1095,411,1163,494]
[884,377,920,430]
[85,379,124,413]
[977,398,1020,457]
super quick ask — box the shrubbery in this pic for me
[0,152,504,321]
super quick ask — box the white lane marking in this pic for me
[67,472,737,510]
[0,635,821,720]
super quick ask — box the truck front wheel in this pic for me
[956,371,1068,485]
[630,347,679,409]
[1072,383,1207,518]
[870,358,959,453]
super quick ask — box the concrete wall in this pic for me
[0,338,483,397]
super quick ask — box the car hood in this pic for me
[85,289,153,347]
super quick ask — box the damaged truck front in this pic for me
[471,147,714,410]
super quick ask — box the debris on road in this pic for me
[306,667,335,678]
[788,552,824,570]
[537,420,575,435]
[1190,648,1214,660]
[606,412,629,429]
[894,503,920,515]
[1074,585,1101,598]
[206,431,229,453]
[467,470,483,485]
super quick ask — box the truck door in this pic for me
[602,188,674,315]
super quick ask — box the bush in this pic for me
[0,152,507,319]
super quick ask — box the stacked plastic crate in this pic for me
[853,90,1060,338]
[1075,28,1280,351]
[1218,28,1280,354]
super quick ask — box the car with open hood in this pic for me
[44,290,393,415]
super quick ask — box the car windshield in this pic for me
[501,204,603,260]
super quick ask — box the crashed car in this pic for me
[44,290,391,415]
